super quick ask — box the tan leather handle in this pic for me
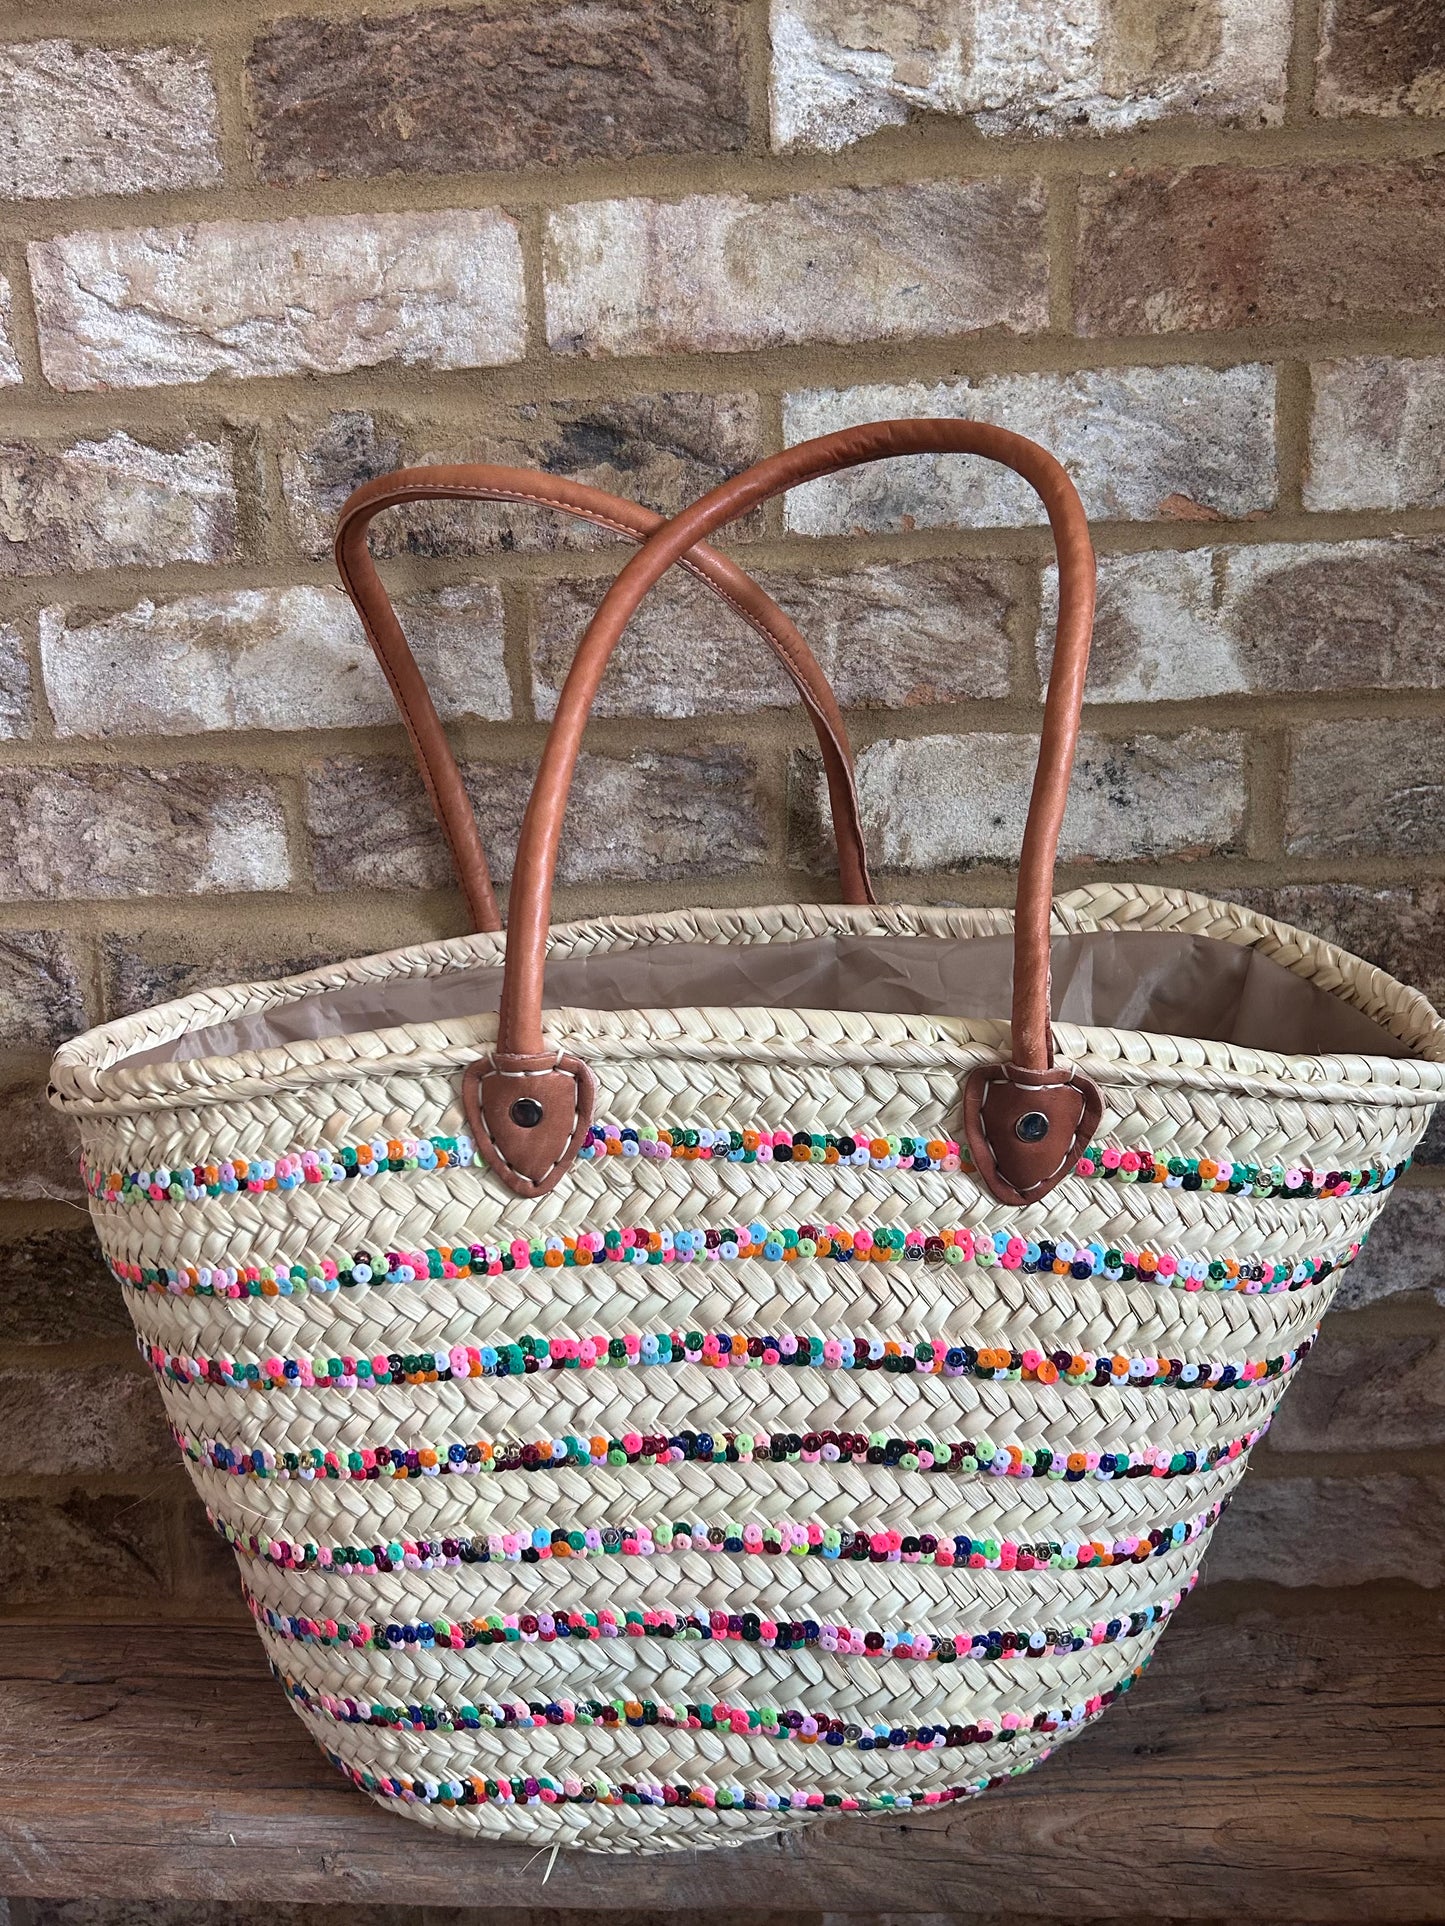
[333,465,876,932]
[502,422,1094,1061]
[467,421,1100,1207]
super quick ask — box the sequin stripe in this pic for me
[1074,1146,1402,1201]
[185,1415,1266,1490]
[84,1122,1403,1209]
[221,1492,1226,1576]
[108,1222,1361,1301]
[246,1572,1191,1660]
[279,1644,1161,1752]
[145,1324,1316,1399]
[581,1123,1402,1204]
[84,1134,475,1206]
[320,1700,1121,1811]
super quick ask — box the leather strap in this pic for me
[333,466,875,932]
[475,421,1098,1201]
[498,422,1094,1062]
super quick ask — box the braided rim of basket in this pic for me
[50,883,1445,1118]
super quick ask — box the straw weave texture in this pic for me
[51,885,1445,1852]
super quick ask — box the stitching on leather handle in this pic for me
[470,1050,581,1188]
[976,1068,1078,1195]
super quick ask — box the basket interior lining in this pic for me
[128,929,1416,1068]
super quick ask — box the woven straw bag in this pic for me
[52,421,1445,1855]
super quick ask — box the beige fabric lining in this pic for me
[135,929,1414,1069]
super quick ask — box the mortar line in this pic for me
[1,109,1443,244]
[7,496,1445,621]
[0,700,1315,759]
[1045,172,1078,337]
[9,836,1445,942]
[238,416,285,567]
[501,578,538,727]
[205,8,256,190]
[519,202,551,363]
[741,0,776,159]
[8,322,1445,430]
[1274,361,1313,513]
[6,673,1445,772]
[1287,0,1327,123]
[1246,728,1290,863]
[0,235,44,390]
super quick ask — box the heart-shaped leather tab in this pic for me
[962,1060,1103,1208]
[464,1050,596,1198]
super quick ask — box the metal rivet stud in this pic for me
[509,1097,545,1129]
[1015,1111,1049,1142]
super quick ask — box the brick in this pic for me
[0,38,220,201]
[29,210,526,393]
[247,0,748,184]
[279,393,765,561]
[0,1225,130,1346]
[544,181,1049,357]
[0,431,237,575]
[1205,1471,1445,1584]
[101,934,344,1019]
[306,758,460,893]
[791,728,1244,873]
[1041,539,1445,701]
[1333,1190,1445,1308]
[772,0,1290,150]
[1307,355,1445,511]
[1228,882,1445,1012]
[1316,0,1445,116]
[40,583,507,738]
[0,620,31,737]
[350,583,510,723]
[0,766,290,899]
[532,558,1020,719]
[0,275,19,386]
[1284,719,1445,860]
[0,1364,170,1475]
[307,749,767,893]
[0,931,87,1048]
[0,1076,82,1200]
[0,1492,174,1610]
[1075,161,1445,335]
[1269,1322,1445,1451]
[784,365,1275,532]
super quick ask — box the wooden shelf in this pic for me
[2,1592,1442,1917]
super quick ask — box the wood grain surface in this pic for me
[1,1590,1441,1917]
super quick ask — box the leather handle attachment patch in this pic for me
[463,1050,596,1199]
[962,1060,1103,1208]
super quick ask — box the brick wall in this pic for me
[0,0,1443,1628]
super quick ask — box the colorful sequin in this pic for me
[146,1327,1314,1397]
[249,1579,1188,1660]
[280,1654,1158,1751]
[1074,1144,1401,1201]
[85,1134,474,1206]
[582,1124,968,1171]
[219,1493,1228,1576]
[109,1223,1361,1300]
[582,1122,1403,1203]
[185,1418,1267,1488]
[320,1698,1135,1811]
[84,1122,1403,1209]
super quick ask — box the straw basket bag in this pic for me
[52,420,1445,1855]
